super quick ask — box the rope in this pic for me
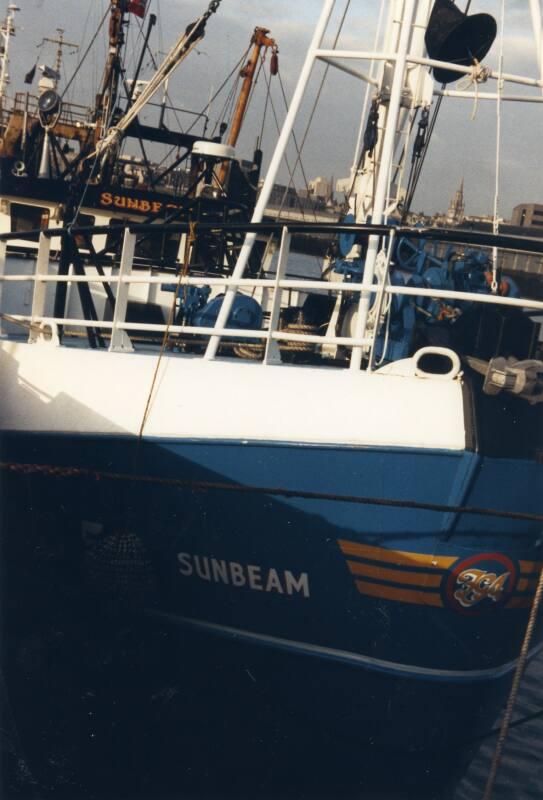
[137,220,198,438]
[1,460,543,523]
[456,60,492,121]
[0,313,43,335]
[482,563,543,799]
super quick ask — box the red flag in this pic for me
[127,0,147,18]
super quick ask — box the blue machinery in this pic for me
[164,227,521,365]
[333,228,519,363]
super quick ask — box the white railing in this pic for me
[1,222,543,372]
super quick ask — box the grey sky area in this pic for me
[5,0,542,218]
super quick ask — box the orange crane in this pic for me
[217,26,278,189]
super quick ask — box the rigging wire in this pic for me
[341,0,386,218]
[260,66,316,226]
[401,0,473,218]
[272,0,352,221]
[60,7,109,101]
[130,43,251,187]
[258,54,272,149]
[241,52,265,135]
[204,45,251,137]
[491,0,506,293]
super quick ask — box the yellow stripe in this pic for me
[339,539,456,570]
[355,579,443,607]
[347,559,443,588]
[517,577,538,593]
[506,596,533,610]
[519,560,543,575]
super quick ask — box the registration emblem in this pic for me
[445,553,517,613]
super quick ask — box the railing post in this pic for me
[0,239,6,335]
[264,227,291,365]
[28,232,52,343]
[109,229,135,353]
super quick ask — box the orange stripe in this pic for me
[355,579,443,607]
[338,539,456,570]
[506,596,534,610]
[347,559,443,588]
[519,560,543,575]
[517,577,538,593]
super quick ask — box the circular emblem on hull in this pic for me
[445,553,517,614]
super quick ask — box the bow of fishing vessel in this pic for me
[1,1,543,796]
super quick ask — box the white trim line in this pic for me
[146,611,543,684]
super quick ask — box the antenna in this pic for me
[39,28,79,90]
[0,4,19,102]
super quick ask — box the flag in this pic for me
[24,64,36,84]
[127,0,147,18]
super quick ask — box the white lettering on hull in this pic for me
[177,553,310,598]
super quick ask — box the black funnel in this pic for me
[425,0,497,84]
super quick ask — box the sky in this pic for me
[3,0,543,218]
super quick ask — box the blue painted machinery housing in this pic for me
[333,229,519,363]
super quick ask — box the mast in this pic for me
[217,26,277,188]
[0,4,18,107]
[39,29,79,91]
[349,0,432,369]
[529,0,543,91]
[229,28,277,149]
[95,0,128,141]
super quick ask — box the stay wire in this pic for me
[273,0,352,221]
[242,53,265,133]
[60,7,110,101]
[261,68,310,224]
[258,56,272,148]
[401,0,473,217]
[276,71,320,224]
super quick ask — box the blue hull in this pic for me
[1,431,542,791]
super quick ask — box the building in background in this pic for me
[307,176,332,201]
[445,178,465,226]
[511,203,543,229]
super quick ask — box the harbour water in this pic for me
[2,612,542,799]
[455,649,543,800]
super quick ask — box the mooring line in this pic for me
[1,460,542,523]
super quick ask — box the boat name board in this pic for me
[177,552,310,598]
[99,191,181,215]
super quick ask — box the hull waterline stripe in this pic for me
[519,560,543,574]
[517,577,539,592]
[346,559,443,587]
[355,579,443,606]
[506,596,535,609]
[340,540,457,569]
[145,611,543,683]
[1,461,543,522]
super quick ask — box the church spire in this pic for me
[445,178,465,225]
